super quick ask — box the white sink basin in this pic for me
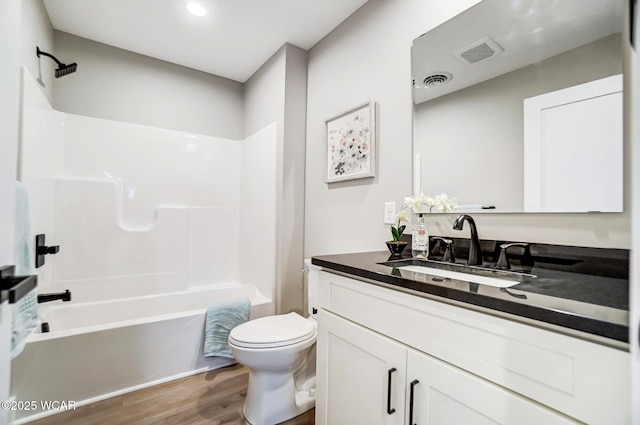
[398,265,520,288]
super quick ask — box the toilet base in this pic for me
[243,371,315,425]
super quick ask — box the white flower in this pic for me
[396,209,408,223]
[404,191,435,210]
[434,193,458,212]
[402,192,457,213]
[403,195,420,210]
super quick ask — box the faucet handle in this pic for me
[432,237,455,263]
[497,243,531,270]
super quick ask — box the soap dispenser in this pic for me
[411,213,429,259]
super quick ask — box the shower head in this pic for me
[55,62,77,78]
[36,46,78,78]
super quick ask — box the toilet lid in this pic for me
[229,312,316,349]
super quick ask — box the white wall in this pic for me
[1,0,21,265]
[0,0,21,421]
[305,0,631,256]
[305,0,481,256]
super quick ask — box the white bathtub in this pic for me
[10,284,271,424]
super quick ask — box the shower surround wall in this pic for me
[20,68,277,306]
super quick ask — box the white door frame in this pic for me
[0,0,21,421]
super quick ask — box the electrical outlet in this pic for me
[383,202,396,224]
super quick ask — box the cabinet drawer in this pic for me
[406,349,580,425]
[318,270,629,425]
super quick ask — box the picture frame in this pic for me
[324,101,376,183]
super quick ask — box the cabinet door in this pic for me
[406,349,579,425]
[316,309,407,425]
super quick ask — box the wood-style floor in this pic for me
[30,364,315,425]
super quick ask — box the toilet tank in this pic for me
[303,259,321,319]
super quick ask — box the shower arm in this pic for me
[36,46,65,67]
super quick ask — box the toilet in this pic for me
[228,262,319,425]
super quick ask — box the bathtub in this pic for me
[10,283,272,424]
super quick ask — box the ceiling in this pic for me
[42,0,369,83]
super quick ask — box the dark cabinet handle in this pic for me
[409,379,419,425]
[387,367,397,414]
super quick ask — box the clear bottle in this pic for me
[412,213,429,259]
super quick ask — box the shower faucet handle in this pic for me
[35,234,60,268]
[37,245,59,255]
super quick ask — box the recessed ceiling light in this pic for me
[186,1,207,16]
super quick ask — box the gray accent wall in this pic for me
[305,0,478,256]
[51,32,244,139]
[21,0,55,102]
[244,44,308,314]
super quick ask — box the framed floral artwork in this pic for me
[324,101,376,183]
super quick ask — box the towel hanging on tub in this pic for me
[203,297,250,358]
[14,181,34,276]
[12,181,38,359]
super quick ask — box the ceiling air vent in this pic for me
[453,36,504,65]
[421,72,452,88]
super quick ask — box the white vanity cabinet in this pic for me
[313,269,630,425]
[317,309,579,425]
[405,347,580,425]
[316,309,407,425]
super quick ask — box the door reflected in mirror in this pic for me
[411,0,624,213]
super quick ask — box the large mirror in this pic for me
[412,0,624,213]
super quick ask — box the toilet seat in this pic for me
[229,312,316,349]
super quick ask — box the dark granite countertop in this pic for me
[311,248,629,344]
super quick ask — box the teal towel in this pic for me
[14,182,34,276]
[203,297,250,358]
[12,289,38,359]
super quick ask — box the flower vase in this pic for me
[385,240,407,257]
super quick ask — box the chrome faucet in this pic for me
[452,214,482,266]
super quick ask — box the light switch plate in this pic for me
[383,202,396,224]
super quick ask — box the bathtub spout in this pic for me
[37,289,71,303]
